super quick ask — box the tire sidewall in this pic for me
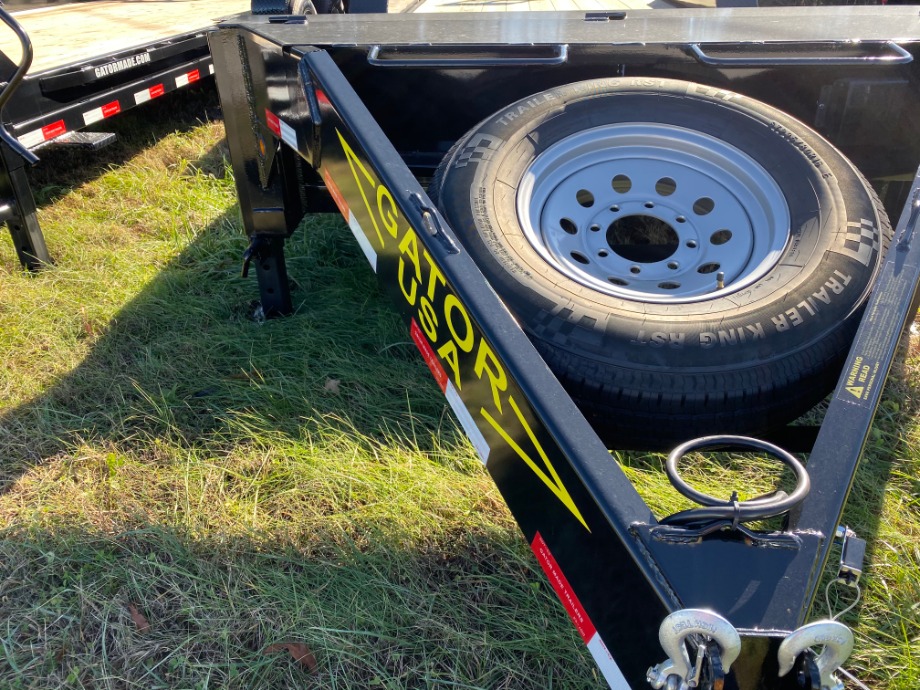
[434,77,884,370]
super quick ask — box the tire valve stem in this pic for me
[716,271,725,290]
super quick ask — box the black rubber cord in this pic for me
[660,435,810,526]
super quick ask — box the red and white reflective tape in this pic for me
[410,319,491,463]
[264,109,297,149]
[175,68,200,88]
[82,100,121,126]
[323,168,377,272]
[531,532,632,690]
[134,83,165,105]
[18,119,66,149]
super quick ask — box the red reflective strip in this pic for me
[101,101,121,118]
[187,69,201,83]
[531,532,596,644]
[150,84,165,98]
[41,120,66,140]
[411,320,448,393]
[265,109,281,137]
[315,89,330,106]
[322,168,348,219]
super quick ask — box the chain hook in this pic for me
[647,609,741,690]
[778,620,854,690]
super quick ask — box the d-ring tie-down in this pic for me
[660,435,810,527]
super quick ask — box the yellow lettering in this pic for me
[444,294,474,353]
[397,257,418,305]
[398,227,422,282]
[481,396,589,531]
[423,250,447,300]
[437,340,462,389]
[419,296,438,342]
[474,340,507,414]
[377,185,399,239]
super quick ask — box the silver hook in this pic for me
[777,620,854,690]
[647,609,741,690]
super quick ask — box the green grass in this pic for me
[0,86,918,689]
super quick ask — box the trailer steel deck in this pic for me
[1,0,248,72]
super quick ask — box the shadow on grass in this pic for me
[0,522,594,689]
[0,145,540,682]
[0,205,462,475]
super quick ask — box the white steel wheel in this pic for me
[517,123,790,303]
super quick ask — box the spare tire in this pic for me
[429,78,890,447]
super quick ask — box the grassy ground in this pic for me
[0,86,917,689]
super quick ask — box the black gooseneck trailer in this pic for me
[3,3,917,688]
[207,7,920,690]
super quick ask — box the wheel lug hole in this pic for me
[590,224,601,232]
[644,202,655,209]
[598,249,609,257]
[610,205,620,213]
[676,216,686,224]
[630,265,641,275]
[686,240,698,249]
[667,261,679,270]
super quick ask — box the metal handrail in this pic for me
[367,43,569,68]
[690,40,912,66]
[0,6,38,163]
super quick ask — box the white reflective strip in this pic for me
[208,64,215,75]
[83,107,104,126]
[18,129,44,149]
[175,73,190,88]
[279,119,297,149]
[347,210,377,273]
[134,89,152,105]
[445,381,491,463]
[587,634,632,690]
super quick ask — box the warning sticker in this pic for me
[834,257,911,408]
